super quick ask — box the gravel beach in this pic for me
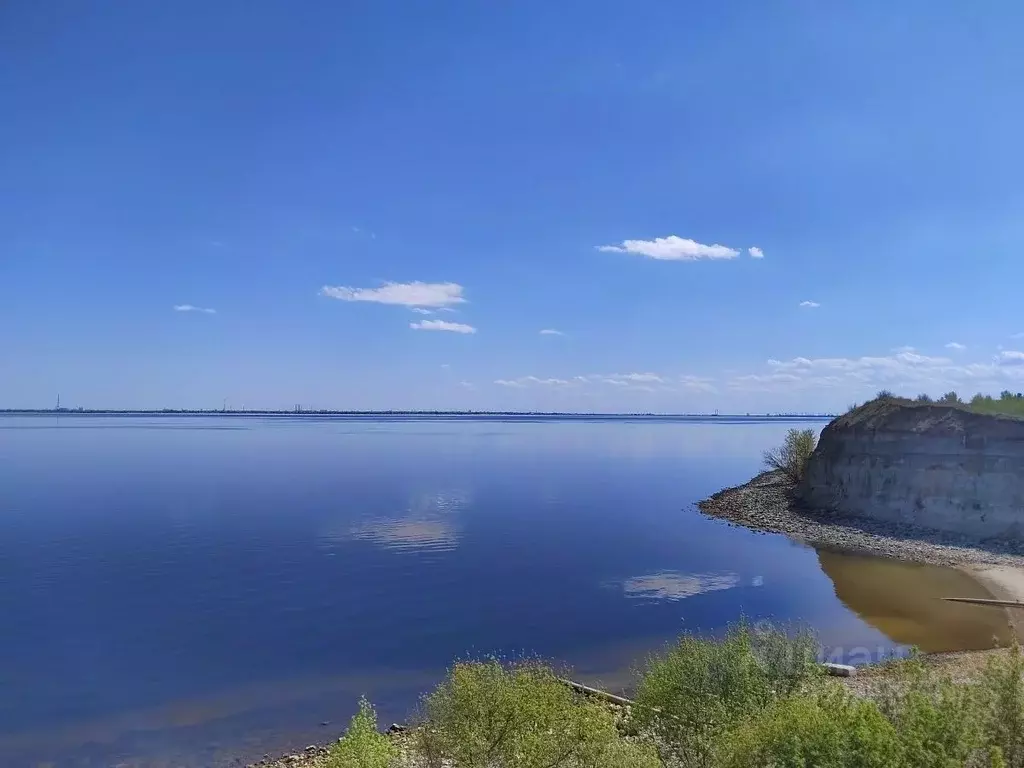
[697,470,1024,570]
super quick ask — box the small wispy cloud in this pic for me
[945,342,967,351]
[597,235,739,261]
[495,376,571,387]
[799,300,820,308]
[174,304,216,314]
[997,351,1024,366]
[1012,332,1024,340]
[410,319,477,334]
[351,225,377,240]
[678,374,717,393]
[411,308,435,315]
[539,329,564,336]
[892,345,917,354]
[459,380,475,389]
[321,281,466,308]
[597,372,665,385]
[748,246,764,259]
[491,372,710,393]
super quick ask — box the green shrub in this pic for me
[631,622,821,766]
[874,656,983,767]
[719,687,902,768]
[325,697,398,768]
[763,428,817,482]
[416,658,660,768]
[977,648,1024,767]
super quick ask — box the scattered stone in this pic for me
[823,663,857,677]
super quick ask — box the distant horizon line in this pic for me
[0,408,837,419]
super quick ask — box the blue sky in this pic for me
[3,1,1024,412]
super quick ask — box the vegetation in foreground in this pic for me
[847,389,1024,419]
[314,623,1024,768]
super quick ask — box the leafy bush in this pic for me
[325,697,398,768]
[977,648,1024,767]
[915,393,933,403]
[874,656,984,767]
[719,687,902,768]
[631,622,821,766]
[416,658,660,768]
[939,390,962,404]
[763,428,817,482]
[876,389,897,400]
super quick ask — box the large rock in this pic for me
[800,400,1024,540]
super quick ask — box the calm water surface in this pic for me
[0,416,1009,767]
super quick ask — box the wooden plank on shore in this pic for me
[556,678,636,707]
[942,597,1024,609]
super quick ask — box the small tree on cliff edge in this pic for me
[763,428,817,483]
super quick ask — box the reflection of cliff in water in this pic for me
[816,549,1014,653]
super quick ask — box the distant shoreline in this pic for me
[0,409,836,420]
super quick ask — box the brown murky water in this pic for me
[816,549,1016,653]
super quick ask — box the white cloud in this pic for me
[892,346,917,354]
[410,319,476,334]
[490,371,715,394]
[597,235,740,261]
[679,375,717,393]
[410,308,434,315]
[997,351,1024,366]
[539,329,564,336]
[799,300,820,308]
[174,304,216,314]
[748,246,764,259]
[945,342,967,351]
[495,376,572,387]
[459,380,475,389]
[440,363,451,369]
[729,349,1024,394]
[321,281,466,308]
[597,372,666,385]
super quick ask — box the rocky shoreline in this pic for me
[697,470,1024,569]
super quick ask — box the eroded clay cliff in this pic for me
[800,400,1024,540]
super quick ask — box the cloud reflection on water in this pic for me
[325,490,470,554]
[619,570,745,601]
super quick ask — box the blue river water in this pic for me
[0,415,1005,767]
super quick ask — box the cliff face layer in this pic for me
[801,400,1024,540]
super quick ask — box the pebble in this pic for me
[697,470,1024,569]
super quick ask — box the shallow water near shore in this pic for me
[0,415,1011,767]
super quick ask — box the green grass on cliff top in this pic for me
[847,391,1024,421]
